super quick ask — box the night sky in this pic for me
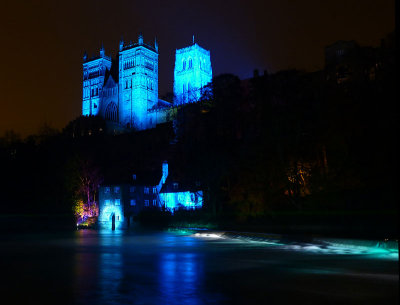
[1,0,394,136]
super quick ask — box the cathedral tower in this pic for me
[173,39,212,105]
[82,46,112,116]
[118,34,159,130]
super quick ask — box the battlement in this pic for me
[82,34,212,130]
[176,43,210,56]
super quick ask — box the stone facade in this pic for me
[82,34,212,131]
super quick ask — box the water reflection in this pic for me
[159,249,204,304]
[98,230,124,304]
[74,230,99,301]
[1,229,395,305]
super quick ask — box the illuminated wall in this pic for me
[118,34,159,130]
[159,191,203,212]
[98,202,125,230]
[101,76,119,122]
[173,43,212,105]
[82,46,112,116]
[98,187,125,230]
[82,36,212,130]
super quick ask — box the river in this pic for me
[0,229,397,304]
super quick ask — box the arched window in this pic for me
[105,102,118,122]
[182,60,186,70]
[189,58,192,69]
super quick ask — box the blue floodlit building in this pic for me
[159,179,203,212]
[82,34,212,131]
[98,161,203,229]
[173,41,212,105]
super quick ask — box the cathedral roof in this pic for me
[103,57,119,85]
[121,42,158,54]
[104,71,118,87]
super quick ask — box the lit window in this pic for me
[133,174,136,180]
[144,187,149,194]
[153,187,157,193]
[130,186,135,193]
[105,187,110,193]
[173,183,179,190]
[114,187,120,193]
[145,200,149,206]
[115,199,121,206]
[105,200,110,206]
[153,199,157,206]
[130,199,136,206]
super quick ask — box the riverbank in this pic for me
[188,229,398,252]
[0,214,75,233]
[1,209,397,242]
[165,208,398,240]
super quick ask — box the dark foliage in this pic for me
[0,36,395,237]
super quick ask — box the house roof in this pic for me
[160,175,202,193]
[131,167,162,186]
[102,165,162,187]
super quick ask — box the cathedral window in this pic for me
[189,58,192,69]
[182,60,186,70]
[105,102,118,122]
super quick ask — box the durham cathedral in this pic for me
[82,34,212,131]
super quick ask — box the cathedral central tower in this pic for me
[81,34,212,132]
[119,34,159,130]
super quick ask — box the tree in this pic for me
[77,159,103,212]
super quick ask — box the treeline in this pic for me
[170,66,396,236]
[0,117,174,218]
[0,49,396,237]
